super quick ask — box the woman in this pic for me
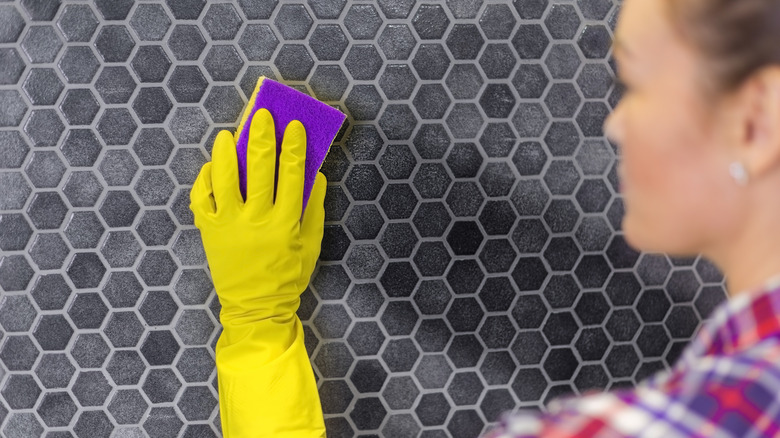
[191,0,780,436]
[487,0,780,435]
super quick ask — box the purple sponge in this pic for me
[235,76,345,212]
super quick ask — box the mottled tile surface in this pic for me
[0,0,728,437]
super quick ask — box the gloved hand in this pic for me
[190,107,327,437]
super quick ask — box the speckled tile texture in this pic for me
[0,0,728,437]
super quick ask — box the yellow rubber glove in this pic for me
[190,107,327,438]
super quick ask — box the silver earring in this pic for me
[729,162,749,186]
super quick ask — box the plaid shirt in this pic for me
[485,275,780,438]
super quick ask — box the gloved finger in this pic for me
[190,162,216,217]
[301,172,326,242]
[275,120,306,218]
[234,76,264,144]
[211,130,243,214]
[246,108,276,217]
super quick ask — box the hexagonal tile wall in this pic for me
[0,1,728,437]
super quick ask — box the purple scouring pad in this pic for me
[235,76,345,212]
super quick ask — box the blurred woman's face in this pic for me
[604,0,745,257]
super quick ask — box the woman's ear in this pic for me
[739,66,780,180]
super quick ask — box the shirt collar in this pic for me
[681,274,780,362]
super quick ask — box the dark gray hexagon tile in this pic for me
[176,347,215,382]
[275,4,313,40]
[479,43,517,79]
[274,44,314,81]
[309,65,349,102]
[0,5,25,43]
[175,309,215,346]
[379,24,417,60]
[134,169,175,206]
[140,330,180,366]
[204,45,244,82]
[3,412,44,438]
[132,87,173,124]
[0,213,33,252]
[70,332,109,368]
[446,24,484,61]
[100,230,141,269]
[0,89,28,128]
[344,44,382,81]
[22,68,63,107]
[578,24,612,59]
[60,89,100,126]
[72,370,112,407]
[1,333,39,370]
[0,47,26,86]
[95,66,137,104]
[64,211,105,249]
[137,249,178,287]
[21,25,62,64]
[2,374,42,410]
[73,410,114,438]
[104,311,144,348]
[57,4,98,42]
[167,65,208,104]
[108,389,148,425]
[203,3,243,41]
[172,229,206,266]
[143,406,183,438]
[95,25,136,63]
[413,84,452,120]
[102,271,143,309]
[0,172,31,210]
[169,107,210,144]
[60,128,102,167]
[58,46,100,84]
[94,0,133,20]
[310,24,349,62]
[379,104,417,140]
[238,24,278,62]
[139,290,178,327]
[132,128,174,166]
[99,149,139,187]
[28,232,69,270]
[24,109,65,148]
[33,314,74,351]
[98,107,139,145]
[130,3,171,41]
[0,295,36,332]
[479,4,517,40]
[136,209,176,247]
[106,350,145,386]
[343,4,382,40]
[24,151,65,189]
[169,147,207,185]
[203,85,244,124]
[170,188,195,226]
[35,353,75,388]
[38,391,77,427]
[0,131,29,170]
[174,269,213,306]
[27,191,68,230]
[31,273,71,311]
[99,191,140,228]
[168,24,207,61]
[62,171,103,208]
[131,46,172,84]
[545,43,582,79]
[66,252,106,290]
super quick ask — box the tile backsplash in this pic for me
[0,0,728,437]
